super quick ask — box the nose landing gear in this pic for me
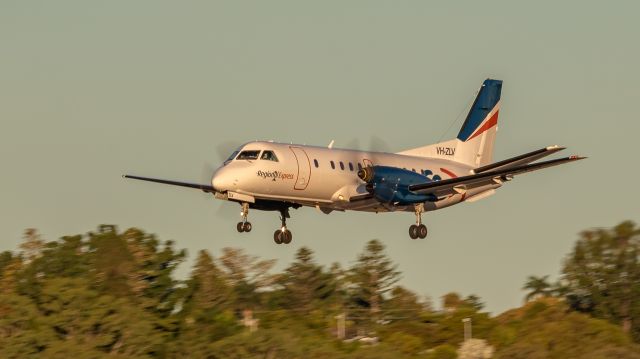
[409,204,428,239]
[273,208,292,244]
[236,202,252,233]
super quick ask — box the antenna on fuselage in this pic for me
[328,140,335,149]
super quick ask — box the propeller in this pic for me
[216,141,240,162]
[200,162,239,221]
[342,136,391,152]
[368,136,391,153]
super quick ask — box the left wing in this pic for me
[123,175,215,193]
[408,155,585,198]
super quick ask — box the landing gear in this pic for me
[409,204,428,239]
[237,202,252,233]
[237,222,252,232]
[273,208,293,244]
[273,229,292,244]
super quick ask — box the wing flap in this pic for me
[409,155,585,197]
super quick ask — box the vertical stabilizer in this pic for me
[397,79,502,168]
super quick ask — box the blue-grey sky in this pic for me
[1,1,639,314]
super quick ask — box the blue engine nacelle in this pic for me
[357,166,438,205]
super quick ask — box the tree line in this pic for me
[0,222,639,358]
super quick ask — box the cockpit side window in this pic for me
[225,151,239,164]
[236,150,261,160]
[260,150,279,162]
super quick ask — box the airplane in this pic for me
[124,79,584,244]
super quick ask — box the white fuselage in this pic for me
[211,141,499,213]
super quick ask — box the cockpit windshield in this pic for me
[236,150,261,160]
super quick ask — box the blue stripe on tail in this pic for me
[457,79,502,142]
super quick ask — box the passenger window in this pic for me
[340,162,345,170]
[314,159,319,168]
[349,162,354,171]
[237,150,260,160]
[412,168,416,172]
[423,169,433,176]
[330,161,335,169]
[260,150,278,162]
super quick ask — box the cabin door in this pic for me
[289,146,311,190]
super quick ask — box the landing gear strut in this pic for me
[236,202,252,233]
[409,203,428,239]
[273,208,292,244]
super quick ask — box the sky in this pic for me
[1,0,639,314]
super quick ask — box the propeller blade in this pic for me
[345,138,361,151]
[201,163,216,185]
[369,136,391,152]
[216,141,240,162]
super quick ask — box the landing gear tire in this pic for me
[273,230,283,244]
[409,203,427,240]
[272,207,293,245]
[282,230,292,244]
[417,224,428,239]
[237,222,245,233]
[409,225,419,240]
[243,222,252,233]
[273,229,292,244]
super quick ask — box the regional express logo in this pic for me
[257,170,295,181]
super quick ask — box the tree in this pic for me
[19,228,44,264]
[384,286,425,314]
[218,247,276,309]
[349,240,400,316]
[522,275,552,302]
[492,298,640,359]
[0,252,21,294]
[188,250,232,311]
[280,247,334,311]
[561,220,640,340]
[442,292,463,312]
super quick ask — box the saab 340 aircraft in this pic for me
[125,79,584,244]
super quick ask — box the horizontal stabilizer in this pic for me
[473,145,565,174]
[409,155,586,197]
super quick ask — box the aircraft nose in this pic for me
[211,168,233,192]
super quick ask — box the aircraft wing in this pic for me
[123,175,215,193]
[409,155,585,198]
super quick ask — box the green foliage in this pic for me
[349,239,400,317]
[280,247,335,311]
[492,298,640,358]
[426,344,458,359]
[386,331,423,355]
[522,275,552,302]
[1,222,639,358]
[561,220,640,340]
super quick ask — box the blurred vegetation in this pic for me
[0,221,639,358]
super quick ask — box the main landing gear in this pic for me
[273,208,292,245]
[409,203,428,240]
[236,203,252,233]
[235,202,293,244]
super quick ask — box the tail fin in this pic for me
[397,78,503,168]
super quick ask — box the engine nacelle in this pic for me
[357,166,438,205]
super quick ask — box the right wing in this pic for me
[409,155,585,198]
[123,175,215,193]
